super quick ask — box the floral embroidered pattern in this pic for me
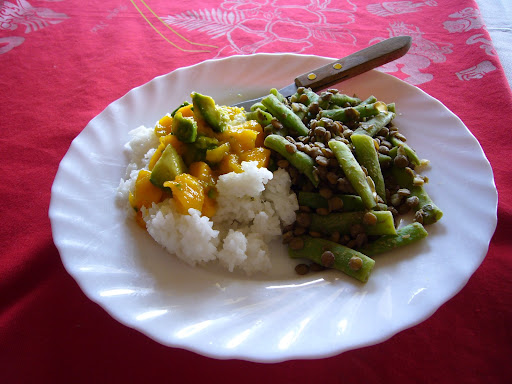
[456,61,496,81]
[466,34,496,56]
[366,1,437,17]
[0,0,68,54]
[162,0,358,57]
[0,0,68,33]
[443,7,483,33]
[370,22,452,85]
[0,35,24,53]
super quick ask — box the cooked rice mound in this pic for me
[117,125,298,275]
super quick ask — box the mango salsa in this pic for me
[135,94,270,220]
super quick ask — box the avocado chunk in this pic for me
[191,92,228,132]
[170,101,190,117]
[172,111,197,143]
[194,135,219,150]
[150,144,187,189]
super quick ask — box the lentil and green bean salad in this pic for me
[247,87,443,283]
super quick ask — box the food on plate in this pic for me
[117,88,442,282]
[118,93,298,275]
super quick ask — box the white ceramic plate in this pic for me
[49,54,497,362]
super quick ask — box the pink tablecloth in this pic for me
[1,0,511,383]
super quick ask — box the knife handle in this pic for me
[294,36,412,90]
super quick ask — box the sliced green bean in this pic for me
[356,222,428,256]
[270,88,286,103]
[390,167,443,225]
[378,153,392,167]
[261,94,309,136]
[360,95,377,105]
[319,102,388,122]
[264,134,319,187]
[389,136,421,166]
[330,93,361,107]
[298,192,387,211]
[246,108,273,127]
[353,111,395,137]
[249,102,267,112]
[351,133,386,202]
[310,210,396,236]
[289,236,375,283]
[328,140,377,209]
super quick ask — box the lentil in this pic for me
[321,250,335,268]
[289,237,305,250]
[295,263,310,275]
[348,256,363,271]
[363,211,378,226]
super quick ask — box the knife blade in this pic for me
[232,35,412,110]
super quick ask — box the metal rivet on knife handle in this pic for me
[307,73,317,80]
[333,63,343,70]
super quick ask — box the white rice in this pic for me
[117,123,298,275]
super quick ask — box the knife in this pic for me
[232,35,412,110]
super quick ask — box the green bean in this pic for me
[359,95,377,105]
[294,88,319,106]
[353,111,395,137]
[328,140,377,209]
[264,134,319,187]
[246,108,273,127]
[356,222,428,256]
[389,136,421,166]
[387,103,396,113]
[310,210,396,236]
[330,93,361,107]
[378,153,392,167]
[270,88,286,103]
[351,133,386,202]
[288,236,375,283]
[390,167,443,225]
[319,101,388,122]
[261,94,309,136]
[249,102,267,112]
[298,192,387,211]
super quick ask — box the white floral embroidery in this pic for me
[466,34,496,56]
[0,35,24,54]
[0,0,68,33]
[456,61,496,80]
[443,7,483,33]
[366,1,437,17]
[162,0,358,57]
[370,22,452,85]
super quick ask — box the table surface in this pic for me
[1,1,511,383]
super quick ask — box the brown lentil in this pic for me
[316,207,330,216]
[350,223,365,238]
[295,263,310,275]
[296,212,312,227]
[328,196,344,211]
[394,154,409,168]
[285,142,297,154]
[406,195,420,207]
[293,226,307,236]
[282,231,294,244]
[289,237,305,250]
[362,211,378,226]
[277,159,290,168]
[321,251,335,268]
[348,256,363,271]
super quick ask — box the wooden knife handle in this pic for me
[294,36,412,90]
